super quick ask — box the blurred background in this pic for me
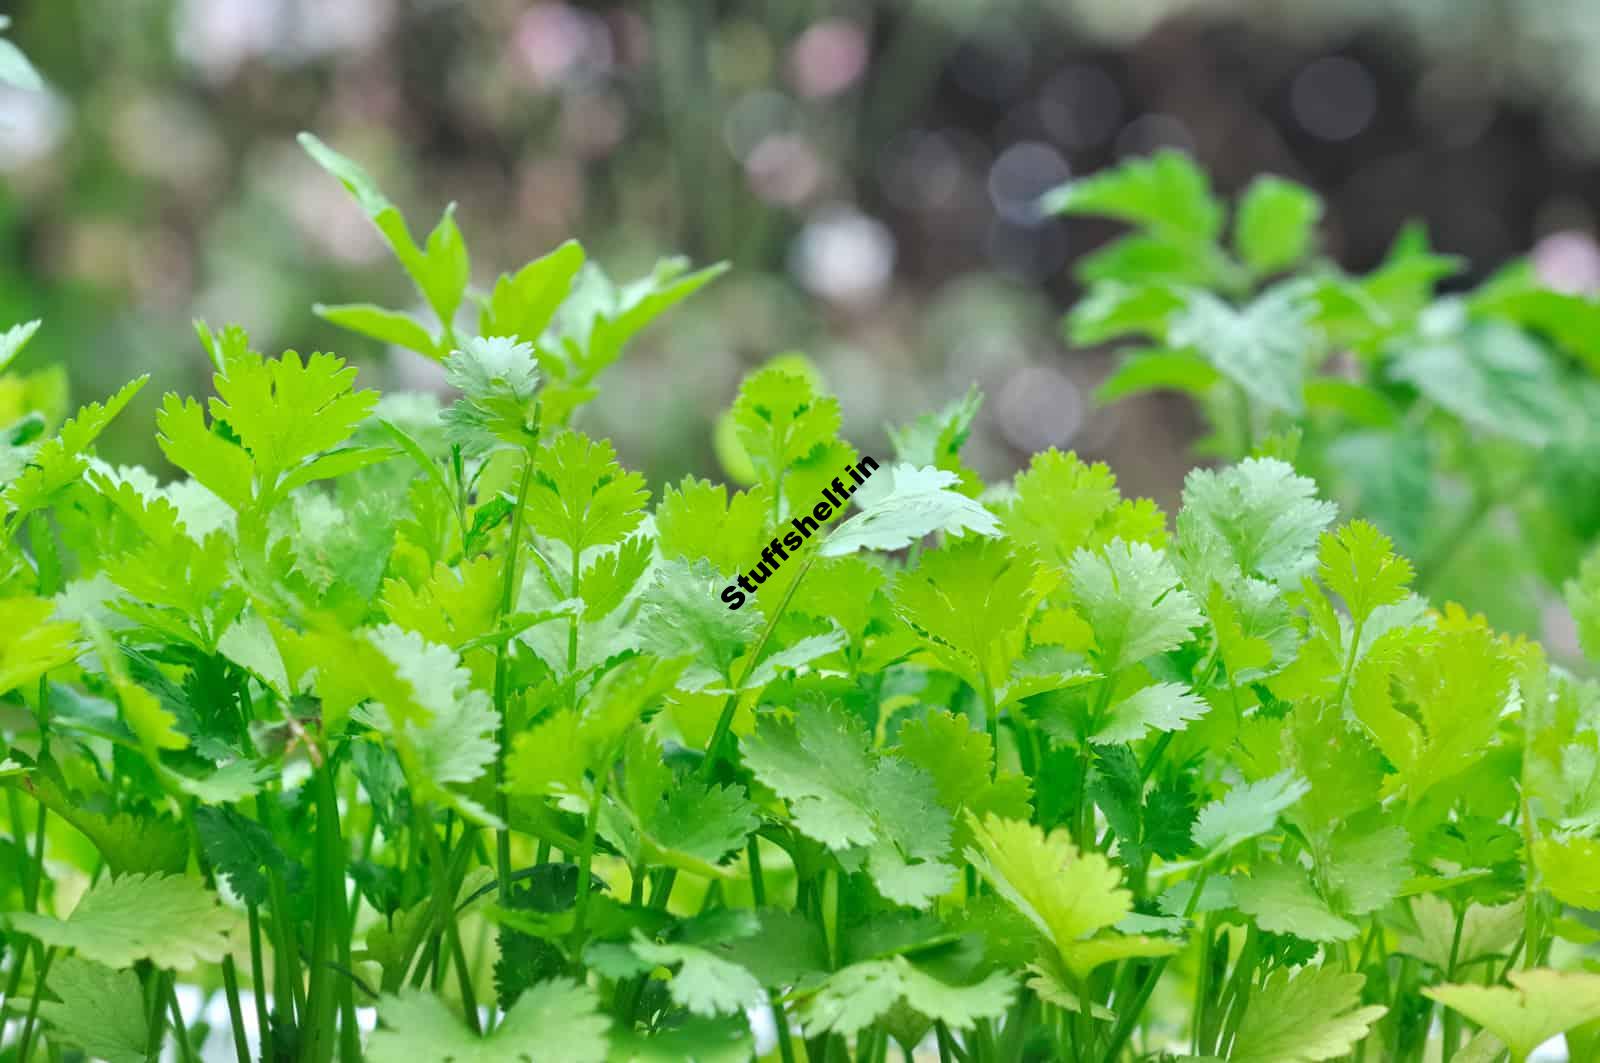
[5,0,1600,506]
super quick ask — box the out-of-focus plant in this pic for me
[1048,150,1600,637]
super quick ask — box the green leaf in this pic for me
[1067,539,1203,673]
[1092,682,1209,745]
[1229,967,1386,1063]
[7,872,238,970]
[617,731,757,877]
[1169,286,1315,414]
[35,957,148,1063]
[1534,836,1600,909]
[442,335,543,451]
[1042,150,1223,242]
[1317,520,1413,626]
[799,956,1016,1039]
[964,813,1131,972]
[728,365,841,482]
[208,348,378,485]
[1565,547,1600,663]
[1096,348,1221,403]
[821,463,1000,557]
[1000,448,1165,568]
[1178,457,1337,588]
[636,558,762,688]
[299,133,470,329]
[315,302,438,357]
[4,376,149,522]
[1192,771,1310,855]
[194,806,282,906]
[479,240,585,342]
[1425,969,1600,1063]
[887,384,984,490]
[1065,283,1184,346]
[892,537,1037,693]
[626,934,765,1017]
[368,979,611,1063]
[0,319,41,372]
[527,430,648,554]
[1234,176,1322,275]
[0,596,77,696]
[742,702,956,908]
[153,394,254,511]
[894,709,1032,850]
[1233,864,1359,942]
[655,476,772,577]
[1390,318,1573,447]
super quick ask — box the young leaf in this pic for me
[1178,457,1337,588]
[964,813,1131,971]
[442,335,543,450]
[1092,682,1209,745]
[729,366,841,482]
[1565,547,1600,662]
[0,596,77,696]
[1234,176,1322,275]
[1233,864,1359,942]
[1042,149,1223,243]
[526,430,648,555]
[1317,520,1414,626]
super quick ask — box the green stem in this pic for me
[569,769,611,953]
[306,757,348,1063]
[249,905,274,1063]
[1441,902,1467,1061]
[418,808,481,1033]
[1102,865,1210,1062]
[494,454,540,898]
[167,980,199,1063]
[14,946,55,1063]
[748,837,797,1063]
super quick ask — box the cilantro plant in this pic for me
[3,138,1600,1063]
[1047,150,1600,635]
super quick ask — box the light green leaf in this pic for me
[7,872,238,970]
[1230,967,1386,1063]
[479,240,585,342]
[1042,150,1223,242]
[1425,969,1600,1063]
[0,596,77,696]
[1192,771,1309,854]
[800,956,1016,1038]
[822,463,999,557]
[368,979,610,1063]
[315,302,438,357]
[1092,682,1209,745]
[628,936,764,1017]
[1234,176,1322,275]
[1067,539,1203,673]
[35,957,148,1063]
[526,430,648,554]
[1534,836,1600,909]
[0,319,41,372]
[1169,286,1314,414]
[1566,548,1600,663]
[442,335,543,450]
[1233,864,1360,942]
[1178,457,1337,587]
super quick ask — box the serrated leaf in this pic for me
[1229,967,1386,1063]
[442,335,543,450]
[1566,548,1600,663]
[4,376,149,522]
[799,956,1016,1039]
[7,872,238,970]
[1425,969,1600,1063]
[1092,681,1209,744]
[1169,286,1314,414]
[367,979,610,1063]
[1534,836,1600,909]
[0,596,77,695]
[1067,539,1203,673]
[822,463,1000,557]
[526,430,647,554]
[1233,864,1359,942]
[1178,457,1337,588]
[1318,520,1413,626]
[35,956,148,1063]
[1192,771,1310,854]
[628,935,765,1017]
[964,813,1131,971]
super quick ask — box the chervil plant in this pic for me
[3,139,1600,1063]
[1046,151,1600,635]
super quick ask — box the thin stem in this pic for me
[419,809,481,1033]
[14,946,56,1063]
[249,905,274,1063]
[494,453,540,898]
[569,769,611,951]
[748,838,796,1063]
[168,980,200,1063]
